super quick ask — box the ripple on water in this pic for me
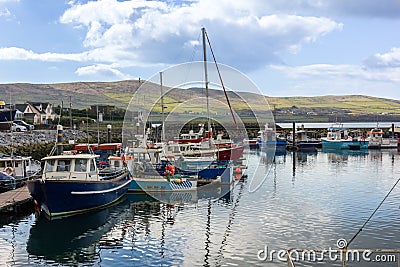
[0,150,399,266]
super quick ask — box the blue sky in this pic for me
[1,0,400,99]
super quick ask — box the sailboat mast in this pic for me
[202,27,212,137]
[160,71,165,142]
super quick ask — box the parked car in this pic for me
[11,123,27,132]
[14,120,34,130]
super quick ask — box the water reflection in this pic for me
[27,198,130,265]
[3,149,399,266]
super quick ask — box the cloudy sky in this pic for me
[0,0,400,99]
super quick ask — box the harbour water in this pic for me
[1,149,399,266]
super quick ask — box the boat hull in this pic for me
[155,162,228,179]
[129,177,197,192]
[321,139,369,150]
[258,140,287,151]
[296,141,319,152]
[217,145,244,161]
[27,171,131,218]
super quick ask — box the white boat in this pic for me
[366,128,398,149]
[0,154,41,192]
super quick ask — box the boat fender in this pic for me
[166,164,175,176]
[121,154,127,165]
[344,135,348,140]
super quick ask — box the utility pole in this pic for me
[69,96,72,129]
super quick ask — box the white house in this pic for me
[23,102,59,125]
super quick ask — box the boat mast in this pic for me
[202,27,212,137]
[160,71,165,142]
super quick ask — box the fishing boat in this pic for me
[366,128,398,149]
[366,128,384,149]
[27,152,131,218]
[0,154,41,192]
[321,123,368,150]
[287,128,320,152]
[243,138,259,149]
[257,124,287,153]
[27,126,131,218]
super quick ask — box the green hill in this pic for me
[1,80,400,122]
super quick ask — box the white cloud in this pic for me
[364,47,400,68]
[0,47,89,61]
[270,63,400,97]
[273,63,400,83]
[55,0,343,71]
[0,0,343,75]
[75,64,131,79]
[0,7,10,17]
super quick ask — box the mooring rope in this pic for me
[347,177,400,247]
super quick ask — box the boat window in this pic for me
[90,159,96,172]
[57,160,71,172]
[114,160,120,168]
[45,159,56,172]
[74,159,87,172]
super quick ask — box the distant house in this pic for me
[14,104,27,121]
[23,102,59,125]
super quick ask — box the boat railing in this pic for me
[99,168,127,180]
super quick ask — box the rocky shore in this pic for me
[0,130,88,147]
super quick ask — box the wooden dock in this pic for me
[0,185,33,214]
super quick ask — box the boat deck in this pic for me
[0,185,33,214]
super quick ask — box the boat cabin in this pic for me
[325,126,351,141]
[42,154,99,181]
[0,155,38,178]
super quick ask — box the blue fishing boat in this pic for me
[107,147,198,193]
[321,123,368,150]
[27,153,131,218]
[129,176,197,192]
[257,125,287,153]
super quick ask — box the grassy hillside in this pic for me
[1,80,400,118]
[266,95,400,115]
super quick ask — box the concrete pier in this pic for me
[0,185,33,214]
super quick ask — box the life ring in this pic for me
[2,167,14,176]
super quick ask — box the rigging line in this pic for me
[347,177,400,247]
[204,30,241,139]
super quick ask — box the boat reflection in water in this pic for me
[26,198,131,265]
[26,182,235,266]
